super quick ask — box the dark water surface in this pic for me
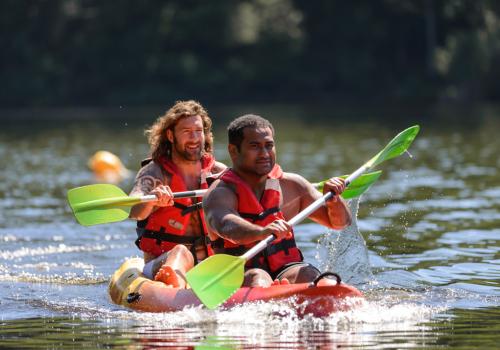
[1,105,499,349]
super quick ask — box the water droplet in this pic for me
[405,150,413,158]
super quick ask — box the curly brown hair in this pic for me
[146,100,214,162]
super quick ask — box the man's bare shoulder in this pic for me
[205,178,235,198]
[280,171,310,189]
[203,179,237,211]
[280,171,320,204]
[136,160,164,177]
[212,161,227,173]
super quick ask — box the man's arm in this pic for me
[203,181,291,245]
[129,162,173,220]
[282,173,352,230]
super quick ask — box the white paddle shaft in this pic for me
[140,195,158,202]
[140,181,324,203]
[139,189,208,203]
[241,163,370,262]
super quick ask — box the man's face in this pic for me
[168,115,205,161]
[231,127,276,176]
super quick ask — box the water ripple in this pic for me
[0,243,111,260]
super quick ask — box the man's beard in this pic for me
[173,137,203,161]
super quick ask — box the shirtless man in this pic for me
[203,114,351,287]
[129,100,225,287]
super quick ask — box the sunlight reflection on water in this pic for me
[1,117,500,348]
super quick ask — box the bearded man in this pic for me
[130,100,225,287]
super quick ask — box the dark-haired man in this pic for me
[129,100,225,288]
[203,114,351,287]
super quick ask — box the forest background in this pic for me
[1,0,499,116]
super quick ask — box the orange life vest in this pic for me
[135,154,215,261]
[211,165,303,274]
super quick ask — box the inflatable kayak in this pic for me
[109,258,363,317]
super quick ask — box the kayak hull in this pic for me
[109,258,363,317]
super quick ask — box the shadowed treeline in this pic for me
[2,0,500,107]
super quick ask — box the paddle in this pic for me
[186,125,420,309]
[67,184,207,226]
[313,171,382,200]
[67,171,381,226]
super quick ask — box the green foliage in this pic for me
[1,0,499,106]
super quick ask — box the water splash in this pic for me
[55,296,445,349]
[315,197,373,286]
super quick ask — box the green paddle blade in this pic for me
[367,125,420,168]
[67,184,141,226]
[316,171,382,199]
[186,254,245,309]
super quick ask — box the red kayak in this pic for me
[109,258,363,317]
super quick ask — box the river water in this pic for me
[1,105,499,349]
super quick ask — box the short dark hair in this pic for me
[227,114,275,149]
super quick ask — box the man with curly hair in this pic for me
[129,100,225,288]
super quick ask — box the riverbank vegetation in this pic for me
[2,0,500,107]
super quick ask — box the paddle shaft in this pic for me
[73,177,357,213]
[186,125,419,309]
[72,189,207,211]
[144,189,207,202]
[241,164,368,262]
[174,183,326,201]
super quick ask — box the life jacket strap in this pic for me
[209,236,298,267]
[135,228,205,248]
[264,237,297,256]
[210,237,244,254]
[239,207,280,222]
[209,238,262,269]
[172,201,203,216]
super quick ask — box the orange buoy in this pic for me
[88,151,130,183]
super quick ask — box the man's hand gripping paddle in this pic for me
[68,172,381,226]
[186,125,420,309]
[67,184,206,226]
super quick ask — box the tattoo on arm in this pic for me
[138,175,162,193]
[130,163,165,196]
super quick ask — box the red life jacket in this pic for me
[211,165,303,275]
[135,154,215,261]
